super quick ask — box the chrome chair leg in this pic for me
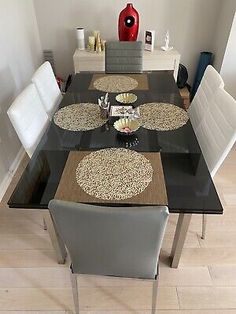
[43,218,47,230]
[151,276,159,314]
[70,271,79,314]
[201,214,207,239]
[43,211,67,264]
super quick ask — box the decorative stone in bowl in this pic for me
[115,93,137,104]
[113,118,140,135]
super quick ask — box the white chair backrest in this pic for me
[7,84,49,158]
[32,61,62,118]
[195,87,236,177]
[188,65,224,132]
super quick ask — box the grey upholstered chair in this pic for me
[48,200,169,314]
[105,41,143,73]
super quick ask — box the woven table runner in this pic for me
[55,149,167,205]
[89,74,149,92]
[139,102,189,131]
[53,103,108,131]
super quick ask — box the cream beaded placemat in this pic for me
[90,74,149,92]
[76,148,153,200]
[139,102,189,131]
[93,75,138,93]
[53,103,108,131]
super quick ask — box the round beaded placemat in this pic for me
[75,148,153,200]
[139,102,189,131]
[53,103,108,131]
[93,75,138,93]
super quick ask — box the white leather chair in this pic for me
[7,84,49,158]
[32,61,63,118]
[188,65,224,132]
[195,88,236,238]
[188,65,224,239]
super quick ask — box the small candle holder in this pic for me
[100,106,109,119]
[87,31,106,53]
[98,93,110,119]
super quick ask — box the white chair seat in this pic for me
[7,84,49,158]
[32,61,63,118]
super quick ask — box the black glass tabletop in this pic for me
[8,71,223,214]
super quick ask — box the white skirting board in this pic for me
[0,146,25,202]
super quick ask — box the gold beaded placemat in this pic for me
[55,149,167,205]
[89,74,149,92]
[53,103,108,131]
[139,102,189,131]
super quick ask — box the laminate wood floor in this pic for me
[0,145,236,313]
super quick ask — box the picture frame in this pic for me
[144,30,155,51]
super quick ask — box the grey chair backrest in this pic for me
[49,200,169,279]
[105,41,143,73]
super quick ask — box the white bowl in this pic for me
[113,118,140,135]
[115,93,137,104]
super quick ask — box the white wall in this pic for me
[213,1,236,99]
[33,0,221,83]
[213,0,236,72]
[220,12,236,99]
[0,0,42,198]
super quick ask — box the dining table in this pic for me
[8,71,223,268]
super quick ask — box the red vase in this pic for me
[118,3,139,41]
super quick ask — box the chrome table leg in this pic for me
[170,213,192,268]
[201,214,207,239]
[43,217,47,230]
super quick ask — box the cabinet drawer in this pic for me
[143,58,176,71]
[74,60,105,72]
[79,61,105,72]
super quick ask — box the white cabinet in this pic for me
[73,50,105,73]
[73,48,181,81]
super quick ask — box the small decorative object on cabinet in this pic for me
[95,32,102,53]
[87,31,106,53]
[118,3,139,41]
[76,27,85,50]
[88,36,95,51]
[144,30,155,51]
[161,30,173,51]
